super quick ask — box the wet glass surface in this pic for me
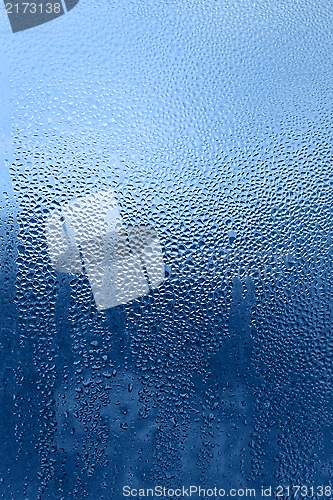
[0,1,332,498]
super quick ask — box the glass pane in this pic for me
[1,1,332,498]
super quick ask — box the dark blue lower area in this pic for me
[0,213,332,499]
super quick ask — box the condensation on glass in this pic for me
[45,189,165,309]
[0,0,332,498]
